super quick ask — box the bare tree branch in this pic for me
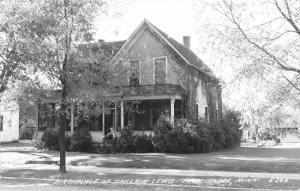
[280,72,300,92]
[245,17,283,31]
[275,0,300,36]
[268,30,295,41]
[223,0,300,75]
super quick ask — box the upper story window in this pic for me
[129,60,140,86]
[154,57,167,84]
[0,115,3,131]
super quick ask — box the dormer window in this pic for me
[154,57,167,84]
[129,60,140,86]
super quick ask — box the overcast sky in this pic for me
[94,0,198,50]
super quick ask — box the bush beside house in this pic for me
[20,126,35,140]
[97,128,154,153]
[33,110,241,154]
[33,127,93,152]
[71,127,93,152]
[152,112,241,153]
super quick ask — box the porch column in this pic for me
[36,102,39,133]
[102,104,105,134]
[70,104,74,134]
[120,100,124,129]
[114,102,117,130]
[170,97,175,123]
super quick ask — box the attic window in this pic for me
[154,57,167,84]
[129,60,140,86]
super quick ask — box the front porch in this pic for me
[37,84,186,142]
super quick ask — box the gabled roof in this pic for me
[112,19,216,79]
[147,21,214,77]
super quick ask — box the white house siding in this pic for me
[0,106,19,143]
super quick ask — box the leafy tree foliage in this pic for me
[0,1,45,97]
[1,0,118,172]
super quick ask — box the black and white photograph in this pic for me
[0,0,300,190]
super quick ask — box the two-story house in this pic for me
[37,19,222,142]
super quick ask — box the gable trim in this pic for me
[144,20,203,74]
[111,21,146,65]
[111,19,210,78]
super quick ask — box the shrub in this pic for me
[20,126,35,140]
[194,123,214,152]
[32,133,44,150]
[210,121,226,150]
[258,128,280,143]
[71,127,93,152]
[98,129,154,154]
[152,114,173,152]
[222,110,242,148]
[153,116,200,153]
[97,141,114,154]
[112,127,135,153]
[152,110,242,154]
[165,130,193,153]
[134,134,154,153]
[41,128,60,151]
[97,110,242,154]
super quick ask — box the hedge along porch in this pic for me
[37,84,186,142]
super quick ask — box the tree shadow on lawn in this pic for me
[4,142,300,173]
[66,147,300,173]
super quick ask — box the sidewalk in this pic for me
[1,163,300,191]
[3,163,300,180]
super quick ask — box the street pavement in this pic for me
[1,141,300,190]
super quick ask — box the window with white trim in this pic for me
[154,57,166,84]
[129,60,140,86]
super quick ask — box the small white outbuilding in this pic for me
[0,102,19,143]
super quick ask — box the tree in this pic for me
[218,0,300,90]
[194,0,300,141]
[0,1,44,99]
[8,0,111,172]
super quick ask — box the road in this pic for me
[1,141,300,190]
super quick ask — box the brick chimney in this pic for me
[183,36,190,49]
[98,39,105,47]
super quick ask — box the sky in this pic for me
[94,0,198,50]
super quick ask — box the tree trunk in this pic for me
[59,0,70,173]
[59,53,67,173]
[59,100,66,173]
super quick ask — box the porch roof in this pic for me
[114,84,186,99]
[38,84,186,103]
